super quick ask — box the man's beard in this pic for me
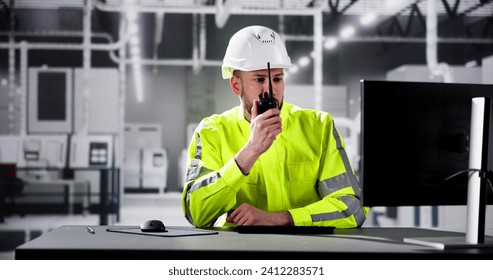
[241,92,254,116]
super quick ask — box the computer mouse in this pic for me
[140,219,167,232]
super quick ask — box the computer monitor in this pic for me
[360,80,493,249]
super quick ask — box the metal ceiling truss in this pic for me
[375,2,426,52]
[377,3,426,38]
[466,16,493,64]
[374,0,493,54]
[326,0,359,15]
[442,0,461,18]
[2,1,493,54]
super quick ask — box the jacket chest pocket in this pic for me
[287,162,319,181]
[287,162,320,207]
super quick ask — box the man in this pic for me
[182,25,368,228]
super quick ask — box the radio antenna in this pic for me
[267,62,274,103]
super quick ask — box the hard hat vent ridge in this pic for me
[255,32,275,44]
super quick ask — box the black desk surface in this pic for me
[15,226,493,259]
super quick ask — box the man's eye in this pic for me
[274,78,283,82]
[255,78,265,83]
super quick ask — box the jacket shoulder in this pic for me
[284,103,333,124]
[195,107,240,134]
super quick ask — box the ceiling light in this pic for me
[340,26,355,39]
[128,24,139,35]
[298,56,310,67]
[384,0,407,13]
[289,65,299,74]
[360,13,377,26]
[132,56,141,65]
[125,0,144,103]
[134,73,144,103]
[130,45,141,57]
[129,35,140,47]
[324,37,338,50]
[126,10,137,22]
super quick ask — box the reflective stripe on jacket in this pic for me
[182,102,369,228]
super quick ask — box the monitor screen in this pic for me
[360,80,493,207]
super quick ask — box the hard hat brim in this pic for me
[221,62,292,79]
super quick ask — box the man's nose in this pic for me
[263,79,274,94]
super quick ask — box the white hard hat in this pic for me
[221,25,292,79]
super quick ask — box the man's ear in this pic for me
[230,76,241,97]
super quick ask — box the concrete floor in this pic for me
[0,191,189,260]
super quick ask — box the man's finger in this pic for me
[252,99,260,119]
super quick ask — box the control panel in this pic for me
[69,135,113,168]
[89,142,108,166]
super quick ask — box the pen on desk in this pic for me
[86,226,95,234]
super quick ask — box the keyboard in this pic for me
[235,225,335,235]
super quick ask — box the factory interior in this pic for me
[1,0,493,260]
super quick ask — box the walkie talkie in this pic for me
[257,62,276,114]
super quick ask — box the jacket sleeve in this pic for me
[288,119,369,228]
[181,120,246,228]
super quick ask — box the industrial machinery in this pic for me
[123,123,168,193]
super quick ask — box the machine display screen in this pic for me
[37,72,66,121]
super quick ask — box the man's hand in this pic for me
[234,101,282,175]
[226,203,293,226]
[249,100,282,155]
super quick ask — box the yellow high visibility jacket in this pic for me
[182,102,369,228]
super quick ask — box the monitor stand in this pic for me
[403,236,493,250]
[404,97,493,249]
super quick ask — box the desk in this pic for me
[14,226,493,259]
